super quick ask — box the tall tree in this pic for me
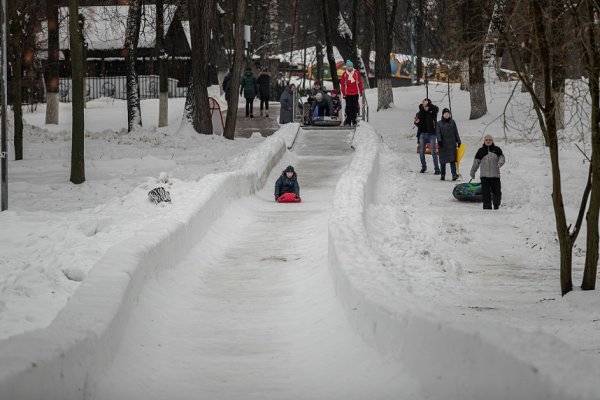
[188,0,215,135]
[156,0,168,127]
[45,0,59,125]
[69,0,85,184]
[125,0,143,132]
[223,0,245,140]
[499,0,592,295]
[359,0,374,88]
[461,0,489,119]
[578,0,600,290]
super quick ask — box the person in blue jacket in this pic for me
[274,165,300,200]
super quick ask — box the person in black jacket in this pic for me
[436,108,461,181]
[274,165,300,200]
[416,98,440,174]
[222,68,232,102]
[256,66,271,117]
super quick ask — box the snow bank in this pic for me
[328,123,599,400]
[0,124,300,399]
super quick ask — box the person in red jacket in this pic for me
[340,60,364,126]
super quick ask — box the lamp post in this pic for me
[0,0,8,211]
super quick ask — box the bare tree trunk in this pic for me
[460,59,469,91]
[316,41,324,84]
[45,0,59,125]
[188,0,215,135]
[268,0,279,45]
[532,0,573,295]
[9,5,23,160]
[415,0,424,83]
[550,0,566,130]
[69,0,85,184]
[359,0,374,89]
[125,0,142,132]
[321,0,340,92]
[468,52,487,119]
[373,0,393,110]
[223,0,245,140]
[327,0,357,64]
[483,0,508,83]
[156,0,168,128]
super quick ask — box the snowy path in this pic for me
[92,129,424,400]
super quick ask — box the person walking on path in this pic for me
[416,98,440,174]
[240,67,258,118]
[436,108,461,181]
[470,134,505,210]
[256,66,272,117]
[340,60,364,126]
[279,83,296,124]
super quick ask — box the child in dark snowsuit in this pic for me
[470,135,505,209]
[274,165,300,200]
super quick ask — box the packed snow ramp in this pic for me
[90,128,424,400]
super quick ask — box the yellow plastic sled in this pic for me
[456,144,466,172]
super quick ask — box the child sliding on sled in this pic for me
[275,165,301,202]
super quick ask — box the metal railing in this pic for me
[58,75,187,102]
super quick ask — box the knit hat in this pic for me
[346,60,353,67]
[285,165,295,173]
[442,108,450,114]
[330,89,338,96]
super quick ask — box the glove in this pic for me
[457,142,461,147]
[416,144,421,153]
[470,174,475,180]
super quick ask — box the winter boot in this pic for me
[452,174,460,181]
[440,175,445,181]
[434,169,441,175]
[420,167,427,173]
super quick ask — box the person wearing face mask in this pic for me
[274,165,300,201]
[436,108,462,181]
[470,135,505,210]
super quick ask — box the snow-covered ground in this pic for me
[0,80,599,398]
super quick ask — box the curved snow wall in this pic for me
[0,124,300,400]
[328,124,598,400]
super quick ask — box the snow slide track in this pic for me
[91,127,422,399]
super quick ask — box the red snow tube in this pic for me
[276,193,302,203]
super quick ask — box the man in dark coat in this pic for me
[274,165,300,200]
[222,68,232,102]
[416,98,440,174]
[256,66,272,117]
[279,83,296,124]
[240,68,258,118]
[436,108,462,181]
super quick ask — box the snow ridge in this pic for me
[328,123,599,400]
[0,129,297,399]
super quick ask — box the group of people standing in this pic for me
[279,59,364,126]
[415,98,505,210]
[223,66,272,118]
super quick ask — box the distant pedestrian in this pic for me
[240,67,258,118]
[256,66,272,117]
[470,134,505,210]
[340,60,364,126]
[222,68,232,102]
[415,98,440,174]
[279,83,296,124]
[436,108,461,181]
